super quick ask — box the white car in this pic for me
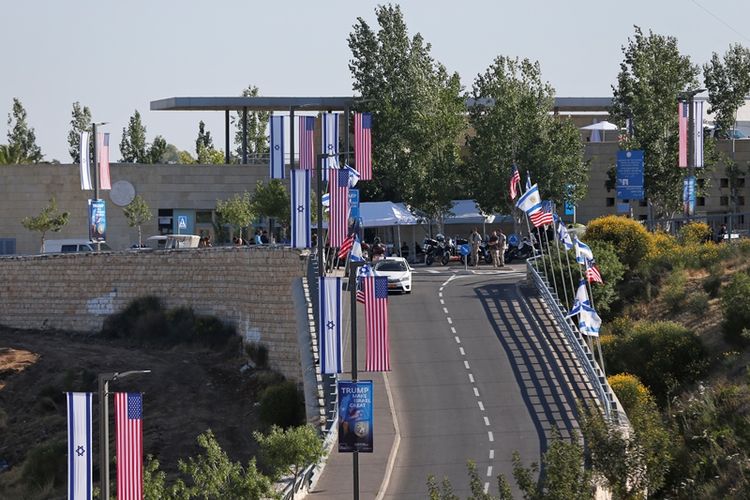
[373,257,413,293]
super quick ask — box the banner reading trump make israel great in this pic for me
[338,380,373,453]
[88,199,107,242]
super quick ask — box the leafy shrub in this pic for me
[245,342,269,369]
[685,290,709,315]
[585,215,652,271]
[661,270,687,312]
[258,381,305,428]
[678,222,711,245]
[21,441,67,490]
[608,373,652,416]
[702,272,722,298]
[721,272,750,346]
[101,295,164,339]
[603,321,708,402]
[601,316,633,337]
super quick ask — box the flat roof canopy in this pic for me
[151,96,616,113]
[150,96,358,112]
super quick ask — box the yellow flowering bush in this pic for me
[585,215,653,271]
[678,222,711,245]
[608,373,653,415]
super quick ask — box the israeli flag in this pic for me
[579,304,602,336]
[693,100,704,168]
[79,131,92,191]
[574,236,594,264]
[291,169,311,248]
[516,184,542,215]
[270,115,285,179]
[566,279,590,318]
[344,164,360,187]
[322,192,330,207]
[350,234,364,262]
[525,173,532,191]
[67,392,93,500]
[319,277,343,374]
[555,215,574,250]
[322,113,339,180]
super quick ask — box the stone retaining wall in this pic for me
[0,246,309,381]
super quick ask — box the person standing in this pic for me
[497,228,506,267]
[469,227,482,267]
[488,230,505,268]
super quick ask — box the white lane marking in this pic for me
[439,287,444,292]
[489,449,495,459]
[459,347,465,356]
[468,373,474,383]
[478,401,485,411]
[443,307,449,314]
[484,482,489,494]
[488,431,494,442]
[447,317,453,324]
[450,327,457,334]
[438,292,443,298]
[464,360,470,370]
[484,416,490,426]
[487,465,493,477]
[376,372,401,500]
[454,336,461,344]
[440,299,445,305]
[473,387,480,397]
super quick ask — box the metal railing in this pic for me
[526,256,628,424]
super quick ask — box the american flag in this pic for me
[364,276,390,371]
[98,133,111,190]
[299,116,315,169]
[328,168,349,247]
[509,164,521,200]
[585,258,603,283]
[115,393,143,500]
[356,264,372,304]
[530,200,553,227]
[338,233,355,260]
[678,102,688,168]
[354,112,372,180]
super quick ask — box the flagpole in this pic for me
[348,259,363,500]
[552,218,569,310]
[583,261,607,376]
[541,225,559,304]
[317,155,325,276]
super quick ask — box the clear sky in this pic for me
[2,0,749,163]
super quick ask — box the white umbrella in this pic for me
[580,120,619,142]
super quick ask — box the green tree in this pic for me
[148,135,168,164]
[348,5,465,217]
[251,180,289,236]
[466,56,587,213]
[610,26,700,217]
[253,425,323,486]
[21,197,70,252]
[195,121,225,164]
[6,97,43,162]
[178,149,196,164]
[120,110,149,163]
[720,271,750,345]
[174,430,277,500]
[67,102,92,164]
[703,44,750,138]
[233,85,269,161]
[0,143,26,164]
[216,192,254,242]
[123,195,153,247]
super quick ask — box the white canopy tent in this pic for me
[444,199,496,225]
[359,201,422,261]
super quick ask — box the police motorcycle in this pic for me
[457,237,493,265]
[504,236,536,263]
[422,233,452,266]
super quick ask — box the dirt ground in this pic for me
[0,326,270,494]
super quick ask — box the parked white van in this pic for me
[43,239,112,254]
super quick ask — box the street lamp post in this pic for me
[91,122,108,251]
[679,89,705,219]
[98,370,151,500]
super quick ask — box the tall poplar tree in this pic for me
[67,101,92,163]
[704,43,750,138]
[120,110,148,163]
[466,56,587,214]
[233,85,269,161]
[348,5,465,218]
[6,98,43,163]
[610,26,700,217]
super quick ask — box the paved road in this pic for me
[310,263,599,499]
[385,265,594,498]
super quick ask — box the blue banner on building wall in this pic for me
[616,150,645,201]
[338,380,373,453]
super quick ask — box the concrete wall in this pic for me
[0,246,309,381]
[0,163,272,255]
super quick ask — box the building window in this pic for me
[739,215,745,225]
[720,178,729,188]
[697,178,706,188]
[697,197,705,206]
[639,200,648,207]
[606,198,615,207]
[196,210,213,224]
[720,196,729,206]
[158,209,173,235]
[737,177,746,188]
[739,196,746,206]
[0,238,16,255]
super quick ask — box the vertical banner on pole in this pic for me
[291,169,311,248]
[683,175,696,216]
[80,131,92,191]
[270,115,285,179]
[322,112,339,180]
[88,199,107,242]
[98,133,112,190]
[319,277,343,374]
[67,392,93,500]
[678,102,688,168]
[354,112,372,180]
[363,275,390,372]
[299,116,315,169]
[329,168,350,247]
[693,100,704,168]
[115,392,143,500]
[338,380,374,453]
